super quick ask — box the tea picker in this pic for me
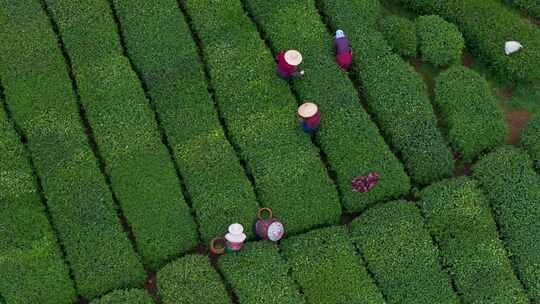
[334,29,353,70]
[297,102,321,134]
[352,172,380,193]
[210,223,247,255]
[254,208,284,242]
[505,41,523,55]
[276,49,305,80]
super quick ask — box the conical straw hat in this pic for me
[298,102,318,118]
[285,50,303,66]
[225,223,246,243]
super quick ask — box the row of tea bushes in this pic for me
[521,115,540,171]
[419,177,529,303]
[502,0,540,18]
[111,0,259,242]
[350,201,459,303]
[473,146,540,302]
[394,0,540,84]
[0,104,75,303]
[183,0,342,233]
[243,0,410,212]
[44,0,199,268]
[90,289,153,304]
[0,0,145,298]
[318,0,454,185]
[434,66,507,162]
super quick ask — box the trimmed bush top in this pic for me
[380,16,417,57]
[89,289,153,304]
[416,15,464,66]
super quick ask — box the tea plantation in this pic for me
[0,0,539,303]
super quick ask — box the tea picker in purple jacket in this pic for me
[334,30,353,70]
[297,102,321,134]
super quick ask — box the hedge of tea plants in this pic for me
[243,0,410,212]
[419,177,529,304]
[394,0,540,84]
[44,0,199,268]
[280,226,385,304]
[350,201,459,304]
[473,147,540,302]
[0,0,145,298]
[521,115,540,170]
[503,0,540,19]
[158,255,231,304]
[380,16,417,58]
[111,0,259,242]
[218,242,305,304]
[89,289,153,304]
[415,15,464,67]
[318,0,455,185]
[434,66,507,162]
[183,0,342,234]
[0,105,76,303]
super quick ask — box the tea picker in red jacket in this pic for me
[276,49,305,80]
[334,30,353,70]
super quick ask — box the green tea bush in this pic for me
[243,0,410,212]
[503,0,540,18]
[219,242,305,304]
[112,0,259,241]
[350,201,459,304]
[395,0,540,83]
[280,226,384,304]
[473,146,540,302]
[89,289,153,304]
[158,255,231,304]
[380,16,417,57]
[521,115,540,170]
[0,0,145,298]
[419,177,528,304]
[416,15,464,66]
[0,106,75,304]
[434,66,507,161]
[183,0,341,233]
[318,0,454,185]
[45,0,199,268]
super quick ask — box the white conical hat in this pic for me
[298,102,318,118]
[284,50,303,66]
[225,223,246,243]
[505,41,523,55]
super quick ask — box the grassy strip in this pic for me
[502,0,540,18]
[521,115,540,171]
[44,0,199,268]
[0,0,145,298]
[183,0,341,233]
[434,66,507,162]
[394,0,540,84]
[158,255,231,304]
[280,226,385,303]
[111,0,259,241]
[243,0,410,212]
[0,104,75,303]
[89,289,153,304]
[419,177,528,303]
[350,201,459,303]
[318,0,454,185]
[219,242,305,304]
[473,146,540,302]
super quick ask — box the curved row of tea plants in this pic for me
[473,147,540,302]
[44,0,199,268]
[0,0,145,299]
[182,0,342,234]
[243,0,410,213]
[110,0,259,242]
[318,0,454,185]
[521,115,540,170]
[502,0,540,18]
[434,66,507,162]
[280,226,385,304]
[0,104,75,303]
[394,0,540,84]
[350,201,459,304]
[419,177,528,304]
[89,289,153,304]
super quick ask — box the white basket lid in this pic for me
[285,50,303,66]
[298,102,318,118]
